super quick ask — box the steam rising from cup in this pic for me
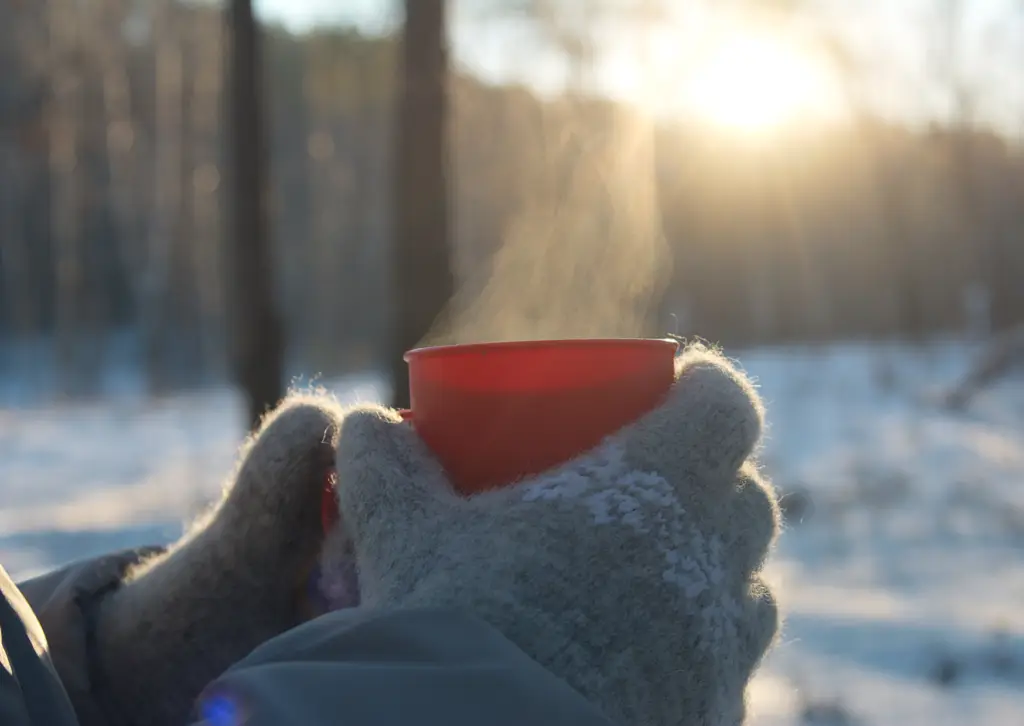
[424,102,671,347]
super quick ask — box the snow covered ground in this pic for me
[742,342,1024,726]
[1,341,1022,725]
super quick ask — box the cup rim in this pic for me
[403,337,679,362]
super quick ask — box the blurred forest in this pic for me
[1,0,1023,403]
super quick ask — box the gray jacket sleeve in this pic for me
[15,549,165,726]
[1,565,81,726]
[192,608,618,726]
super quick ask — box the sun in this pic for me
[685,33,831,134]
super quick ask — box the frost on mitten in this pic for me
[328,346,781,726]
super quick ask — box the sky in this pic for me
[252,0,1024,135]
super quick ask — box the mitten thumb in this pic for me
[622,345,764,482]
[334,406,461,599]
[213,394,342,573]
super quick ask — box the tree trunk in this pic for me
[390,0,453,408]
[191,15,227,382]
[142,14,183,392]
[47,0,83,396]
[226,0,284,429]
[95,0,141,337]
[0,141,34,337]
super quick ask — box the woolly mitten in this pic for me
[329,348,781,726]
[89,395,347,726]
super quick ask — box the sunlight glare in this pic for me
[687,33,829,134]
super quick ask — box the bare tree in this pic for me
[47,0,85,394]
[390,0,454,408]
[0,139,32,337]
[226,0,284,429]
[928,0,1010,332]
[97,0,142,306]
[190,13,227,380]
[141,3,184,391]
[945,324,1024,408]
[0,8,35,342]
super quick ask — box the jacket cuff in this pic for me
[73,546,166,726]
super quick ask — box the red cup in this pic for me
[402,338,679,494]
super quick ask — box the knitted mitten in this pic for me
[91,395,348,726]
[328,347,781,726]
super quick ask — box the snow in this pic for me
[739,341,1024,726]
[2,340,1022,725]
[0,372,386,579]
